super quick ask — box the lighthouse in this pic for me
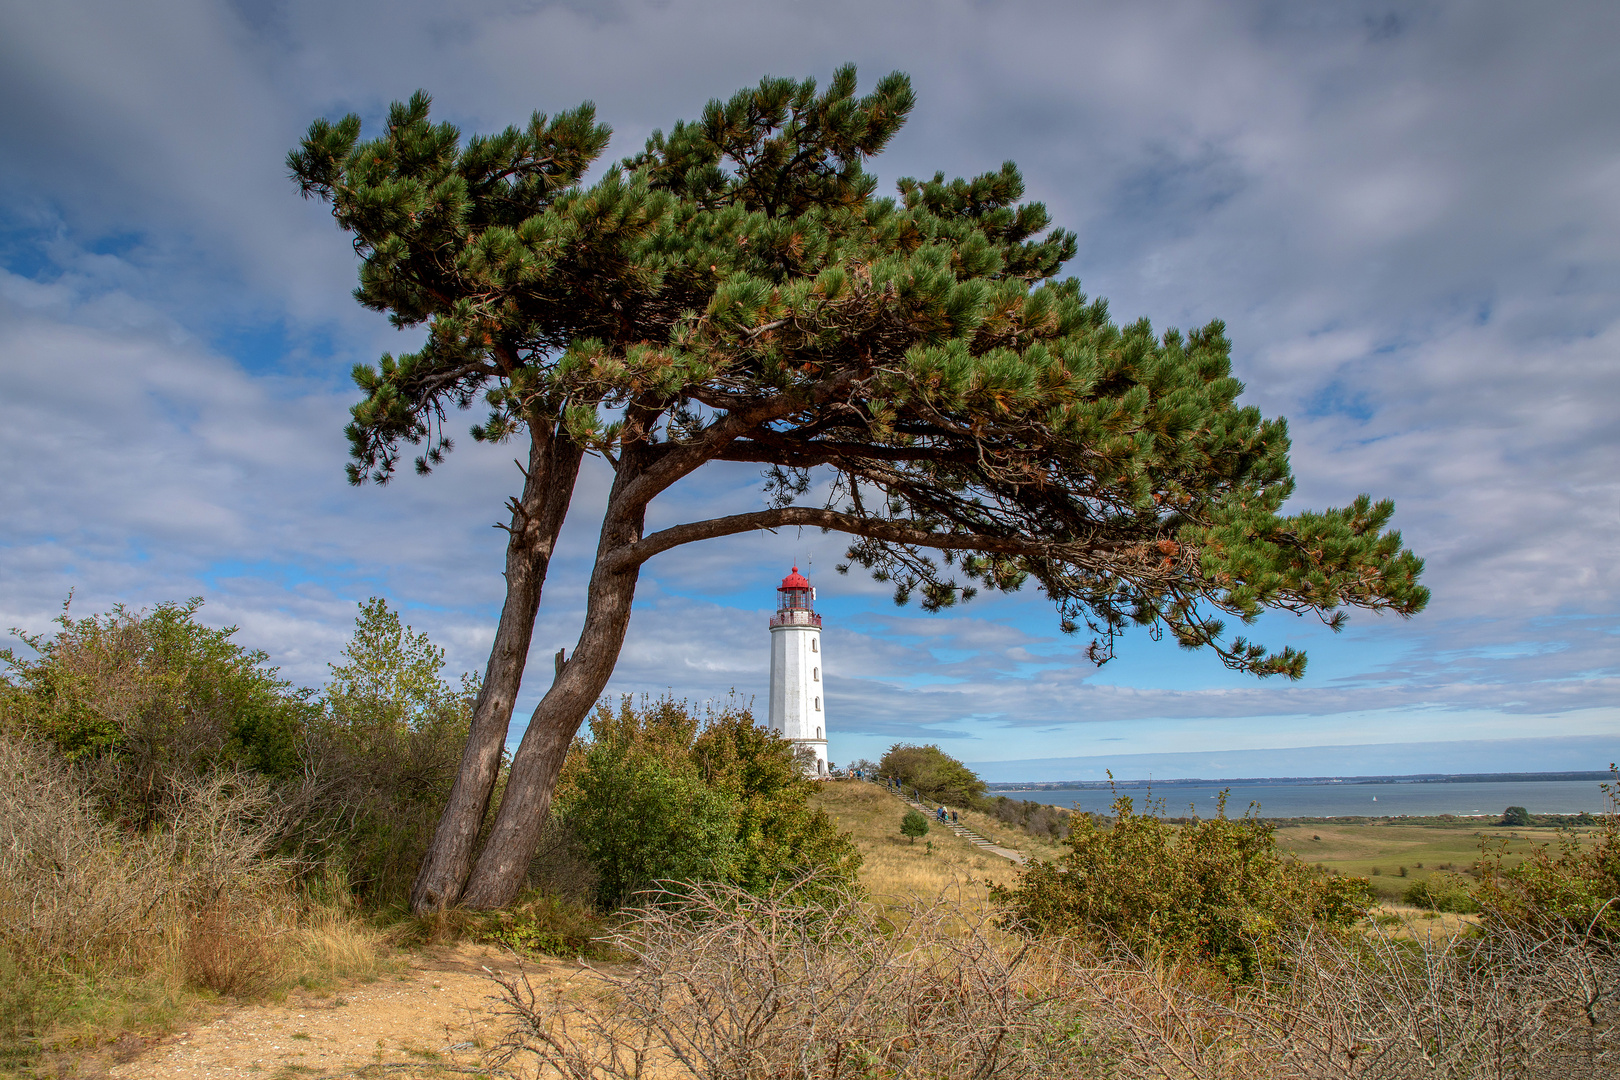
[768,567,829,776]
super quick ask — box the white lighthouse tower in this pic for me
[768,567,829,776]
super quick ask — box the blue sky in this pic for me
[1,1,1617,780]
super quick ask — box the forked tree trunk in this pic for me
[409,422,582,914]
[458,466,648,910]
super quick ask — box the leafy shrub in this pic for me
[1502,805,1532,827]
[2,596,473,909]
[558,696,860,908]
[1,598,311,828]
[879,743,987,805]
[1475,766,1620,942]
[991,791,1376,981]
[565,746,738,908]
[901,809,930,843]
[991,795,1070,839]
[482,891,611,960]
[1402,871,1481,913]
[298,598,473,904]
[691,706,861,893]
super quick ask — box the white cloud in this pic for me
[1,0,1616,774]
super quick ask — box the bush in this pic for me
[900,809,930,844]
[297,599,473,904]
[480,891,612,961]
[691,706,861,894]
[1402,871,1481,913]
[557,696,860,908]
[0,736,300,1063]
[879,743,987,805]
[0,596,470,907]
[1475,766,1620,942]
[1,598,311,828]
[488,882,1093,1080]
[561,733,738,908]
[1502,805,1532,827]
[991,791,1376,981]
[992,795,1070,840]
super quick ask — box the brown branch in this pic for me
[602,506,1044,574]
[616,369,866,508]
[711,438,978,467]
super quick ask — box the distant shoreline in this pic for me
[987,770,1615,791]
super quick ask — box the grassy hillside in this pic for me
[811,780,1024,900]
[819,778,1602,916]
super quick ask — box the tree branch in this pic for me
[602,506,1044,574]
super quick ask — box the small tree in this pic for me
[1501,805,1532,827]
[901,809,931,845]
[305,599,475,902]
[881,743,986,806]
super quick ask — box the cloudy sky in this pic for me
[2,0,1616,780]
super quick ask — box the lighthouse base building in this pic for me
[767,567,829,777]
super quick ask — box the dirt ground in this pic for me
[104,944,572,1080]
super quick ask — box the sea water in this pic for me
[991,779,1612,819]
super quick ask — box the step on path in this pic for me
[888,788,1027,864]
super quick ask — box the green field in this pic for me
[1271,818,1581,900]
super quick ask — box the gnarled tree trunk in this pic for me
[409,422,582,914]
[458,461,648,910]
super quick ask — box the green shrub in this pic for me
[561,736,737,908]
[991,795,1070,839]
[557,696,860,908]
[879,743,987,805]
[900,810,930,844]
[991,791,1376,981]
[1475,766,1620,942]
[2,596,473,909]
[298,599,473,904]
[482,891,611,960]
[1,598,311,827]
[691,706,861,894]
[1501,805,1532,827]
[1401,871,1480,913]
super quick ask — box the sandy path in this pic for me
[108,945,575,1080]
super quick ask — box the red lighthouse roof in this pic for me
[779,566,811,590]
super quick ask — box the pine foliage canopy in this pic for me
[290,66,1425,680]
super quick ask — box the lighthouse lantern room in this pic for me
[768,567,828,776]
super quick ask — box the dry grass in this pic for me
[1075,916,1619,1078]
[0,736,392,1073]
[483,779,1619,1079]
[486,882,1620,1080]
[488,880,1093,1080]
[811,780,1023,901]
[955,802,1070,862]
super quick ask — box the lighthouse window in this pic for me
[810,639,818,653]
[817,726,823,740]
[814,696,821,711]
[812,667,820,681]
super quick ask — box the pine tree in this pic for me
[290,66,1427,912]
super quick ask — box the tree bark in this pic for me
[458,459,648,909]
[409,422,582,914]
